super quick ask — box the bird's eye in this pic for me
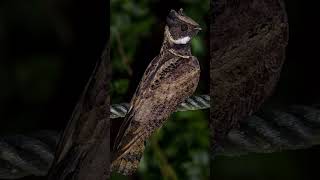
[181,24,188,31]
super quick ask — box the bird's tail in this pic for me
[111,141,145,175]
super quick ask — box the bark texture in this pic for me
[210,0,289,153]
[48,42,111,180]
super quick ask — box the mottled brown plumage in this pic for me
[210,0,288,153]
[111,9,201,175]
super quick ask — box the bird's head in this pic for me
[165,8,201,45]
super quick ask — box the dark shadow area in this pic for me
[1,0,109,179]
[211,0,320,180]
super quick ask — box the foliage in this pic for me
[111,0,155,103]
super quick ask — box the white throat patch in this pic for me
[165,26,191,45]
[174,36,191,44]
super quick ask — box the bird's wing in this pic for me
[111,56,159,151]
[111,54,200,174]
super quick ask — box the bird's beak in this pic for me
[194,27,202,31]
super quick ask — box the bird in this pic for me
[111,8,202,175]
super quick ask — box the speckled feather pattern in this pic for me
[111,9,201,175]
[111,49,200,175]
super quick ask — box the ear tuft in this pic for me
[167,9,177,26]
[166,16,175,26]
[168,10,177,19]
[179,8,184,15]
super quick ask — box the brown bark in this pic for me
[210,0,289,153]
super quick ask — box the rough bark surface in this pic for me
[47,42,111,180]
[210,0,288,153]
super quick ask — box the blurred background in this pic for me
[0,0,109,179]
[0,0,320,180]
[0,0,108,134]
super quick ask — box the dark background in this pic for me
[213,1,320,180]
[0,0,108,179]
[0,0,320,180]
[0,0,108,135]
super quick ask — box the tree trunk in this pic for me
[210,0,289,154]
[48,42,111,180]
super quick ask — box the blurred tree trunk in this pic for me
[210,0,288,154]
[47,42,111,180]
